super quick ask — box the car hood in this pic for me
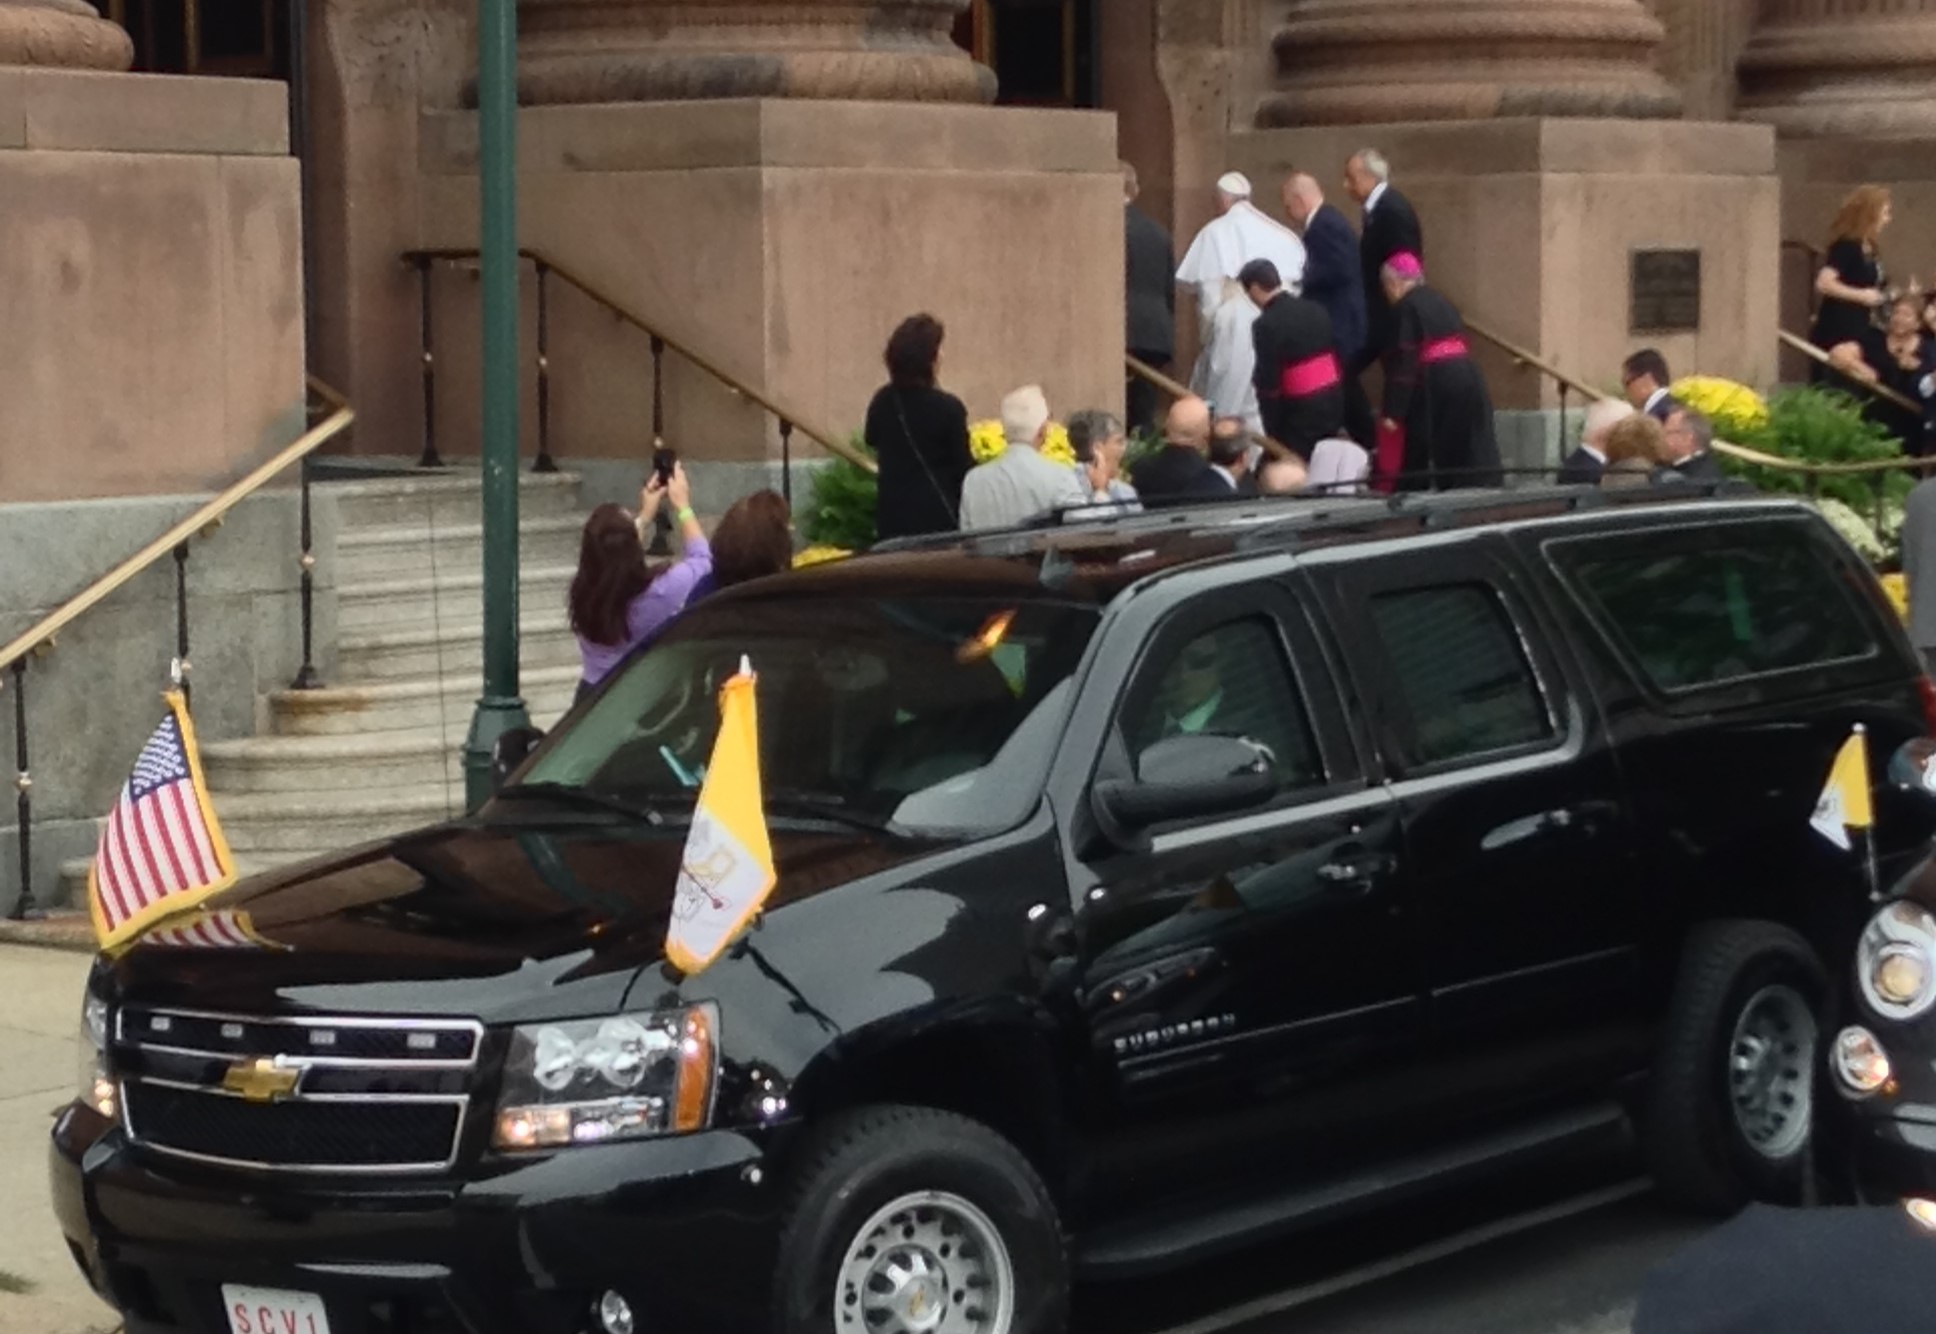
[105,817,941,1024]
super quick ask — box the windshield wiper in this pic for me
[763,790,904,837]
[493,782,687,826]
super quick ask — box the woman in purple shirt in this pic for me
[568,462,710,697]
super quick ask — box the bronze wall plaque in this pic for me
[1631,249,1702,334]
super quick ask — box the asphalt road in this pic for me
[1077,1152,1708,1334]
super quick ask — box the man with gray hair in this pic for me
[1345,149,1423,378]
[1660,406,1724,483]
[1066,409,1140,515]
[958,385,1087,531]
[1560,397,1636,485]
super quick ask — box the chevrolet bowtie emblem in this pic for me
[222,1056,299,1103]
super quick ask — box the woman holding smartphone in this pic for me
[567,461,710,700]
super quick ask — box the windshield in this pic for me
[509,595,1101,839]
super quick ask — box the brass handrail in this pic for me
[1461,318,1611,404]
[1122,354,1305,462]
[0,377,355,674]
[405,248,877,475]
[1778,328,1922,415]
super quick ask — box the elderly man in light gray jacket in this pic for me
[959,385,1088,531]
[1903,474,1936,674]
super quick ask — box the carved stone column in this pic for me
[1259,0,1681,127]
[0,0,132,71]
[1738,0,1936,137]
[511,0,994,106]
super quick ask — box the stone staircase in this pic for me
[57,469,594,901]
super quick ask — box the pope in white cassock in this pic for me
[1176,172,1307,437]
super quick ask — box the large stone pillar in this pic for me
[1259,0,1681,127]
[1738,0,1936,137]
[0,0,131,71]
[510,0,995,106]
[1644,0,1755,122]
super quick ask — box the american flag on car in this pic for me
[87,690,236,951]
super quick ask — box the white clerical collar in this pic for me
[1211,464,1240,490]
[1644,386,1669,413]
[1365,182,1389,215]
[1582,443,1607,464]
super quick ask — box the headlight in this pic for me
[492,1004,716,1150]
[1858,901,1936,1021]
[77,993,117,1119]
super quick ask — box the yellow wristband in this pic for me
[675,505,697,523]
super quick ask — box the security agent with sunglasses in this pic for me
[1622,348,1682,423]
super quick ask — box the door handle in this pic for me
[1316,851,1396,894]
[1541,799,1619,837]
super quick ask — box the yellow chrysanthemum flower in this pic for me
[1670,376,1771,434]
[1879,572,1910,622]
[792,545,851,569]
[969,419,1077,467]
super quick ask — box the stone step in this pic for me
[203,731,462,797]
[319,470,585,531]
[216,789,461,856]
[267,664,581,737]
[334,614,578,684]
[336,563,579,634]
[334,514,586,586]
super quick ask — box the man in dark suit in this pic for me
[1132,394,1216,500]
[1558,398,1633,486]
[1240,257,1342,462]
[1284,172,1372,446]
[1346,149,1423,378]
[1206,416,1259,496]
[1623,348,1681,422]
[1661,406,1725,483]
[1123,161,1176,436]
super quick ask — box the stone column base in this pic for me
[413,99,1122,466]
[1227,118,1781,410]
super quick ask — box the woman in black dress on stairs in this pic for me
[1810,185,1892,388]
[863,314,973,541]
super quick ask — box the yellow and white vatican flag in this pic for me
[1811,726,1874,853]
[666,657,777,974]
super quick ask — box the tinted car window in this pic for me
[512,597,1100,838]
[1128,618,1324,788]
[1370,585,1552,766]
[1564,534,1878,693]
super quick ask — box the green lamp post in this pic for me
[462,0,532,809]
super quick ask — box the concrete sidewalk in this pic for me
[0,943,116,1334]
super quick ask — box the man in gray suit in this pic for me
[1123,160,1176,436]
[1903,474,1936,674]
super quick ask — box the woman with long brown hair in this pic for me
[568,462,709,698]
[1811,185,1893,385]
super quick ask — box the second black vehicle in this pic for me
[52,485,1936,1334]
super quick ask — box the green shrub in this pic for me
[1719,385,1910,521]
[799,435,879,550]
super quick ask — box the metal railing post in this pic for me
[534,259,556,474]
[1557,382,1570,480]
[416,256,442,468]
[291,456,321,689]
[8,660,34,920]
[1871,470,1888,541]
[780,418,794,508]
[173,543,192,711]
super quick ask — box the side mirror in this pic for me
[1094,734,1278,841]
[492,726,546,788]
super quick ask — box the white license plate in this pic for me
[220,1285,331,1334]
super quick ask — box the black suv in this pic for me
[53,487,1936,1334]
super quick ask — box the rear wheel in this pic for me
[1643,920,1826,1214]
[773,1106,1068,1334]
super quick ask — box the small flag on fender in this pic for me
[88,690,238,952]
[1811,727,1875,852]
[666,657,777,974]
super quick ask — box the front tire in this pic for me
[1643,920,1826,1214]
[773,1106,1068,1334]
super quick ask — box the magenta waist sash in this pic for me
[1420,335,1469,364]
[1281,351,1342,398]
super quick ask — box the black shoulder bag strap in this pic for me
[894,389,960,524]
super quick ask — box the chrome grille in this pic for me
[115,1006,483,1174]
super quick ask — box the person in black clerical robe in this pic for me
[1377,254,1501,491]
[1240,258,1342,463]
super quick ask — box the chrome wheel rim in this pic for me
[1728,982,1816,1161]
[835,1190,1016,1334]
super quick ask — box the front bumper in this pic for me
[51,1103,787,1334]
[1821,1097,1936,1203]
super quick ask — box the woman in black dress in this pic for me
[863,314,973,541]
[1810,184,1892,388]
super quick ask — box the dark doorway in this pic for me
[954,0,1098,108]
[105,0,287,78]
